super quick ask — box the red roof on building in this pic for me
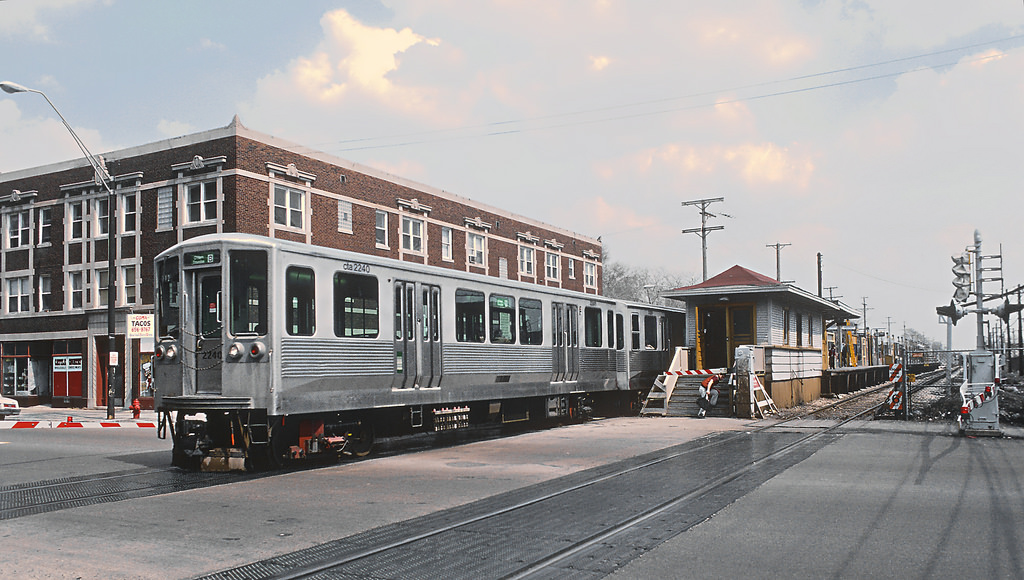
[672,265,780,291]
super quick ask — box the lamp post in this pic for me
[2,81,118,420]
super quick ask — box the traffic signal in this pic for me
[951,253,971,302]
[936,300,966,325]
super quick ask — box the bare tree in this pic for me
[601,246,697,305]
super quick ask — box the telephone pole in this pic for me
[765,242,790,281]
[681,197,725,281]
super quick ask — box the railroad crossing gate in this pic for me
[884,363,905,413]
[959,351,1000,435]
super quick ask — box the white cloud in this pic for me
[0,98,116,173]
[156,119,196,138]
[0,0,96,41]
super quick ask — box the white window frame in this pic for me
[546,253,559,281]
[97,268,110,307]
[337,200,353,234]
[568,258,575,280]
[273,184,305,230]
[187,181,218,224]
[401,216,424,254]
[467,232,485,266]
[441,227,453,261]
[122,191,138,233]
[95,197,109,237]
[519,246,535,276]
[8,210,30,249]
[6,276,30,313]
[68,271,84,310]
[68,200,84,240]
[121,264,137,305]
[39,275,51,312]
[375,210,388,248]
[584,262,597,288]
[37,207,52,245]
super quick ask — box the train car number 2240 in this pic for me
[341,261,372,274]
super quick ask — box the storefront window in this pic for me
[2,344,32,396]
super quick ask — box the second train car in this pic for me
[153,233,684,469]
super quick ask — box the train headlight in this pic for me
[227,342,243,360]
[249,341,267,359]
[164,344,178,361]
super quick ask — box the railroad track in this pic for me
[198,391,893,580]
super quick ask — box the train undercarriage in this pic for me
[159,391,640,471]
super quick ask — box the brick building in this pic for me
[0,117,603,409]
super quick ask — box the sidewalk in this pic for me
[0,405,159,429]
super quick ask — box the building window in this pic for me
[8,211,30,248]
[122,192,138,233]
[441,227,453,261]
[96,198,109,236]
[783,308,790,345]
[519,246,535,276]
[187,181,218,223]
[401,216,423,253]
[375,210,388,247]
[69,201,84,240]
[68,272,83,309]
[546,253,559,281]
[337,200,353,234]
[568,258,575,279]
[797,313,804,347]
[39,275,51,311]
[157,187,174,230]
[7,277,30,313]
[467,232,485,266]
[273,185,304,229]
[97,268,111,307]
[584,262,597,288]
[38,208,52,244]
[122,265,137,305]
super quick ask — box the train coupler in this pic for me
[202,447,246,472]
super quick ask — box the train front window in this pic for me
[286,266,316,336]
[230,251,268,335]
[489,294,515,344]
[334,273,379,338]
[157,257,180,339]
[455,289,485,343]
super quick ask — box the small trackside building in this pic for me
[0,117,604,411]
[661,265,859,410]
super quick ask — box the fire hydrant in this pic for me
[130,398,142,419]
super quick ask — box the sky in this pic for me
[2,0,1023,350]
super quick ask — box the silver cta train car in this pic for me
[153,233,684,469]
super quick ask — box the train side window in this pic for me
[519,298,543,345]
[229,250,267,336]
[333,272,378,338]
[286,266,315,336]
[631,314,640,350]
[157,257,180,339]
[584,307,602,347]
[490,294,516,344]
[616,313,624,350]
[455,289,485,343]
[644,315,658,349]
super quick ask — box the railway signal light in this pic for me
[951,253,971,302]
[936,300,966,325]
[991,299,1024,324]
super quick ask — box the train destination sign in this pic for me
[186,250,220,267]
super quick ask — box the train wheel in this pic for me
[345,423,374,457]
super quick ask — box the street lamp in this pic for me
[2,81,118,420]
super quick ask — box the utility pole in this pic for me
[765,242,791,281]
[817,252,823,297]
[681,197,725,281]
[861,297,873,366]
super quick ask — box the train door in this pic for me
[394,281,417,389]
[421,285,442,388]
[552,302,579,383]
[190,269,223,395]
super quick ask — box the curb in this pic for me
[0,420,157,430]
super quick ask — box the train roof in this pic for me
[159,233,685,314]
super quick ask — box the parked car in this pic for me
[0,395,20,420]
